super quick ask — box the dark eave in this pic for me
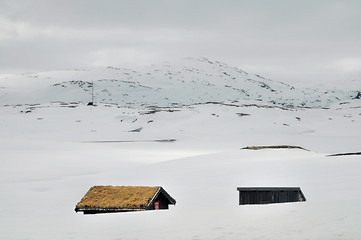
[237,187,302,192]
[75,207,146,214]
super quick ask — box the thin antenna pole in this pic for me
[91,80,94,103]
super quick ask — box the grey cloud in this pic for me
[0,0,361,83]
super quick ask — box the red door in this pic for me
[154,201,160,210]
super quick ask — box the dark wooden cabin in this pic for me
[75,186,176,214]
[237,187,306,205]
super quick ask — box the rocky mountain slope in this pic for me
[0,57,360,108]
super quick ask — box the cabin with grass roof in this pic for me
[75,186,176,214]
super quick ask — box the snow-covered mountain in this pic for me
[1,58,361,240]
[1,57,360,108]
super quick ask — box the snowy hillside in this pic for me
[1,58,361,240]
[1,57,360,108]
[1,99,361,240]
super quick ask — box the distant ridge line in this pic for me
[83,139,176,143]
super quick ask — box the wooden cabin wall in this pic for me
[239,190,304,205]
[152,193,170,210]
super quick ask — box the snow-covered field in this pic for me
[1,58,361,239]
[1,99,361,240]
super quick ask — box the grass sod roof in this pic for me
[75,186,160,211]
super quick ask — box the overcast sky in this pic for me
[1,0,360,84]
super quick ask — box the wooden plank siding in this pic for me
[237,187,306,205]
